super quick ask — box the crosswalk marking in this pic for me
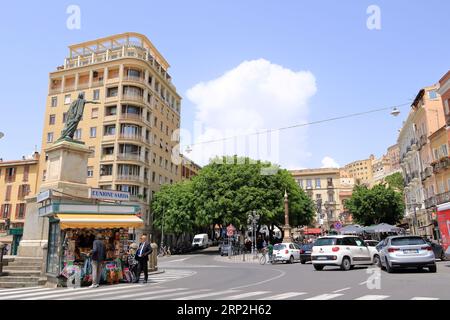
[135,289,211,301]
[222,291,270,300]
[258,292,307,300]
[355,295,389,300]
[0,286,42,293]
[9,284,143,300]
[51,286,166,301]
[98,288,191,300]
[175,289,239,300]
[306,294,343,300]
[0,287,53,297]
[410,297,440,300]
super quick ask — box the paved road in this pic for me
[0,247,449,300]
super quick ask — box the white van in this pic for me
[192,234,209,249]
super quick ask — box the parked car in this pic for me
[192,234,209,249]
[423,238,446,261]
[272,242,301,264]
[377,236,436,273]
[300,243,314,264]
[311,235,378,271]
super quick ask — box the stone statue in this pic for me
[58,92,100,142]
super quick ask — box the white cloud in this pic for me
[321,156,340,168]
[184,59,317,167]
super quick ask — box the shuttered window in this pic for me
[5,185,12,201]
[23,165,29,182]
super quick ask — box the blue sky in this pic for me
[0,0,448,168]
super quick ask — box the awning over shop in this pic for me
[303,228,322,235]
[57,214,144,230]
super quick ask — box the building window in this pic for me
[428,90,438,100]
[306,179,312,188]
[328,193,334,203]
[87,167,94,178]
[5,185,12,201]
[74,129,82,140]
[91,108,99,119]
[159,156,163,167]
[62,112,68,123]
[107,87,118,98]
[93,89,100,101]
[152,172,156,182]
[1,204,11,219]
[152,153,156,164]
[105,105,117,116]
[16,203,26,219]
[104,125,116,136]
[441,144,448,157]
[315,179,321,188]
[49,114,56,125]
[90,127,97,138]
[47,132,54,143]
[51,97,57,107]
[64,94,71,105]
[159,175,163,185]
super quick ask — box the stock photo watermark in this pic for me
[67,5,81,30]
[367,5,381,30]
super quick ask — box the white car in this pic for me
[311,235,378,271]
[272,242,301,264]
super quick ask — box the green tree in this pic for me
[151,180,196,244]
[384,172,404,193]
[345,184,404,226]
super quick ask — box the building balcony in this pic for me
[117,153,143,162]
[120,113,145,122]
[436,191,450,206]
[122,94,144,103]
[327,184,334,189]
[118,134,146,144]
[91,80,104,88]
[77,82,90,90]
[100,154,115,162]
[425,196,437,209]
[102,134,116,142]
[49,88,61,95]
[64,85,76,93]
[99,175,113,182]
[105,95,119,103]
[123,75,146,84]
[103,115,117,123]
[116,175,144,183]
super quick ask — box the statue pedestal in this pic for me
[18,141,91,258]
[283,225,292,242]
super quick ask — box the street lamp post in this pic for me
[248,210,260,256]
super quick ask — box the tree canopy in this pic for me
[151,156,315,239]
[384,172,404,193]
[344,183,404,226]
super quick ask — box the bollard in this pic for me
[0,242,4,276]
[149,243,158,272]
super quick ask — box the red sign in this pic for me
[227,224,236,237]
[437,209,450,252]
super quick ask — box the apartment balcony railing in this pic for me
[102,134,116,142]
[100,154,115,161]
[77,82,90,90]
[91,80,104,87]
[123,76,146,84]
[64,85,76,92]
[122,93,144,103]
[99,175,113,182]
[116,175,143,183]
[120,113,143,121]
[436,191,450,206]
[432,157,450,173]
[327,184,334,189]
[49,88,61,95]
[425,196,437,209]
[116,153,143,162]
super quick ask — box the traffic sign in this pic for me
[227,224,236,237]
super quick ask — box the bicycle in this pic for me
[258,248,272,265]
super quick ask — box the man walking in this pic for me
[134,235,152,284]
[90,234,105,288]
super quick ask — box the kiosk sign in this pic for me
[89,188,130,202]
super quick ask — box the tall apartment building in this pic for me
[291,168,345,230]
[0,152,40,254]
[370,145,402,187]
[39,33,182,235]
[344,155,375,185]
[398,84,444,237]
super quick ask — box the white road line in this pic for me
[52,286,165,301]
[0,287,52,296]
[231,269,286,290]
[0,286,42,293]
[175,289,239,300]
[359,281,368,286]
[7,284,143,300]
[411,297,440,300]
[306,294,344,300]
[333,287,351,293]
[355,295,390,300]
[98,288,190,300]
[222,291,271,300]
[136,289,211,301]
[258,292,307,300]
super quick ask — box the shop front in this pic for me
[41,202,144,287]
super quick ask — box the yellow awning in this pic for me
[57,214,144,230]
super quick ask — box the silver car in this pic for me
[377,236,436,273]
